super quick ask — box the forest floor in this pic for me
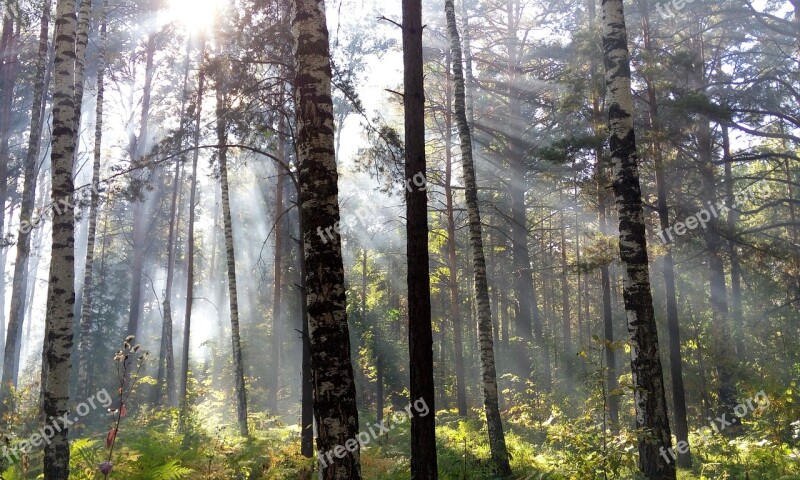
[41,407,800,479]
[2,385,799,479]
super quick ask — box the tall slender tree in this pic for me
[600,0,675,476]
[215,36,249,437]
[442,49,468,417]
[0,1,18,383]
[179,35,206,429]
[77,0,107,399]
[637,0,690,465]
[1,0,50,409]
[445,0,512,475]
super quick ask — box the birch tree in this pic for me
[215,35,249,437]
[42,0,79,476]
[445,0,511,475]
[291,0,362,477]
[601,0,675,476]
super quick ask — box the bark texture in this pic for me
[292,0,362,477]
[601,0,675,477]
[43,0,79,477]
[442,51,467,417]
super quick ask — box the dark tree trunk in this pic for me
[638,0,690,465]
[0,2,18,387]
[597,154,620,428]
[126,9,157,340]
[723,126,745,360]
[402,0,438,477]
[216,47,249,437]
[155,41,191,408]
[267,130,286,414]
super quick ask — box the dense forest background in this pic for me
[0,0,798,478]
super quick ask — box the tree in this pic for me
[179,34,207,429]
[445,0,512,475]
[441,48,467,417]
[600,0,675,476]
[214,35,249,437]
[637,0,690,465]
[403,0,438,477]
[292,0,362,477]
[1,0,50,410]
[42,0,79,476]
[77,0,108,399]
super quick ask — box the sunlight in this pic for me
[165,0,219,32]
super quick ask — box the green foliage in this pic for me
[149,460,194,480]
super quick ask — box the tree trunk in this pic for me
[126,6,157,340]
[179,35,206,429]
[291,0,362,477]
[597,157,620,428]
[637,0,691,465]
[0,2,18,386]
[689,35,738,422]
[42,0,79,477]
[600,0,675,476]
[298,203,314,458]
[402,0,438,477]
[216,47,249,437]
[156,40,192,407]
[559,200,573,379]
[0,0,50,408]
[267,130,286,414]
[443,51,468,417]
[723,126,745,360]
[70,0,90,167]
[445,1,512,475]
[504,0,539,382]
[76,0,107,400]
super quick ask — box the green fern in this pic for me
[148,460,193,480]
[69,438,103,480]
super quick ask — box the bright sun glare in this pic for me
[166,0,219,32]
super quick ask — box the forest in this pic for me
[0,0,798,478]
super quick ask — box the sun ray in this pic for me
[165,0,219,32]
